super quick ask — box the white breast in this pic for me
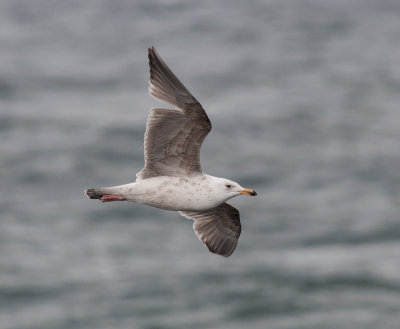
[118,175,223,211]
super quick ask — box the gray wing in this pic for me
[179,203,242,257]
[136,47,212,180]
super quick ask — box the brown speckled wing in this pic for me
[136,47,212,180]
[179,203,242,257]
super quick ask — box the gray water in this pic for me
[1,0,400,328]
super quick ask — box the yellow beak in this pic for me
[238,188,257,196]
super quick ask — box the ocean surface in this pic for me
[1,1,400,328]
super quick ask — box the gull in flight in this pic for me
[85,47,257,257]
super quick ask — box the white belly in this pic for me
[117,175,222,211]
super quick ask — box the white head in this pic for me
[209,176,257,204]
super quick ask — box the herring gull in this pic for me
[85,47,257,257]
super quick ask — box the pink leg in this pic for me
[101,194,127,202]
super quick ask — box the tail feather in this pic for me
[85,188,105,200]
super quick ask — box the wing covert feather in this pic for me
[179,203,242,257]
[136,47,212,180]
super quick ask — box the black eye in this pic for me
[226,184,232,189]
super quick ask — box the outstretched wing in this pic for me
[136,47,212,180]
[179,203,242,257]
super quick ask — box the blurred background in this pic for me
[1,0,400,328]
